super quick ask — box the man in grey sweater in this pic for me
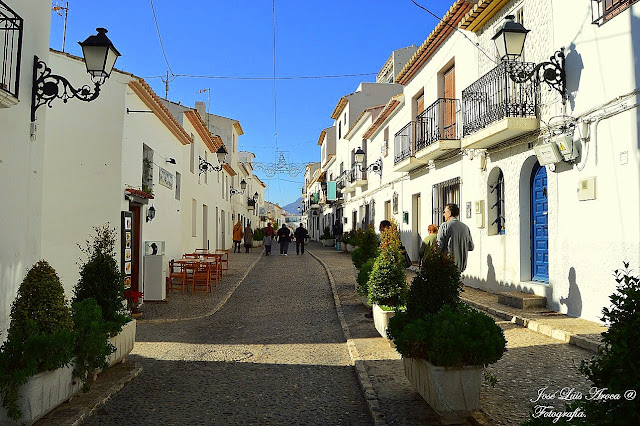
[437,203,474,272]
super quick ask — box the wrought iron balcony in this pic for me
[350,165,366,183]
[0,1,23,102]
[415,98,459,152]
[462,60,538,138]
[591,0,637,25]
[394,122,413,164]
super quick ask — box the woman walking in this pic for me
[232,219,243,253]
[263,223,275,256]
[243,222,254,253]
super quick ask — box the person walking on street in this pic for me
[294,223,309,255]
[232,219,243,253]
[418,224,439,266]
[277,224,291,256]
[264,223,275,256]
[332,219,343,251]
[437,203,474,272]
[244,222,253,253]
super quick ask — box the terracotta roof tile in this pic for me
[223,164,237,176]
[395,0,475,85]
[125,188,154,199]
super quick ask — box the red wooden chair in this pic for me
[168,260,188,293]
[214,249,229,271]
[191,262,212,295]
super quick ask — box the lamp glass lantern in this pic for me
[254,192,259,201]
[491,15,529,61]
[216,146,228,164]
[240,179,247,190]
[78,28,121,85]
[354,147,366,164]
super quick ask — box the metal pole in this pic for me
[62,2,68,52]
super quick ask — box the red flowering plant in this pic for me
[123,289,143,314]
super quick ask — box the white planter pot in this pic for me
[252,241,262,248]
[403,358,482,425]
[106,319,136,367]
[322,239,335,247]
[373,304,395,339]
[0,363,82,425]
[346,244,355,253]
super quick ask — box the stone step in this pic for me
[498,291,547,309]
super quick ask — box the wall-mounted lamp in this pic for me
[31,28,121,122]
[199,145,228,175]
[146,205,156,222]
[492,15,566,104]
[230,179,247,196]
[166,158,176,164]
[354,147,383,176]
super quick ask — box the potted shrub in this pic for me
[356,258,375,307]
[0,261,78,423]
[253,228,264,248]
[387,245,507,424]
[368,221,407,338]
[320,226,335,247]
[350,226,379,269]
[341,230,355,252]
[74,224,134,368]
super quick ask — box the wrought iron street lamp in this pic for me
[31,28,121,121]
[492,15,566,104]
[199,146,228,175]
[230,178,247,196]
[354,147,383,176]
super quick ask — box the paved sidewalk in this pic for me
[308,242,599,426]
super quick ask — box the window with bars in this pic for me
[0,1,22,99]
[488,169,505,235]
[432,177,460,227]
[592,0,639,25]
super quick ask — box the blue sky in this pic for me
[50,0,453,207]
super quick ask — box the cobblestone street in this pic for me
[83,244,372,425]
[77,242,598,426]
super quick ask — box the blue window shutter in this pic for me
[327,181,337,200]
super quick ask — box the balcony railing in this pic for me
[350,165,366,183]
[0,1,23,99]
[394,121,413,164]
[415,98,459,152]
[462,60,537,137]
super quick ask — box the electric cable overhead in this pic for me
[273,0,278,153]
[409,0,497,64]
[142,72,378,80]
[149,0,174,76]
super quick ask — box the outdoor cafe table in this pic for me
[175,256,223,289]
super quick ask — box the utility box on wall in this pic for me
[474,200,485,228]
[577,177,596,201]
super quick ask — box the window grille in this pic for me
[432,177,460,227]
[591,0,639,25]
[490,170,505,234]
[0,1,22,99]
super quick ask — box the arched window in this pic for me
[488,168,505,235]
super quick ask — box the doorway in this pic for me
[412,193,421,261]
[203,204,208,250]
[129,204,142,293]
[530,163,549,282]
[221,210,226,249]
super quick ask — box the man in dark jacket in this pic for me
[276,224,291,256]
[294,223,309,255]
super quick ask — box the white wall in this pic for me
[0,0,52,341]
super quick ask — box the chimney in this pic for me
[195,101,207,119]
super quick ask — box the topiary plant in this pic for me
[368,221,407,308]
[388,305,506,367]
[71,299,116,392]
[0,260,75,420]
[357,258,376,299]
[74,224,129,335]
[406,243,463,320]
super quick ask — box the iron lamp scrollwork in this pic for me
[354,147,383,177]
[199,146,228,175]
[230,179,247,197]
[493,15,566,104]
[31,28,121,121]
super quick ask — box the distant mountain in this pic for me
[282,197,303,215]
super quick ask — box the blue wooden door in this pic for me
[531,163,549,282]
